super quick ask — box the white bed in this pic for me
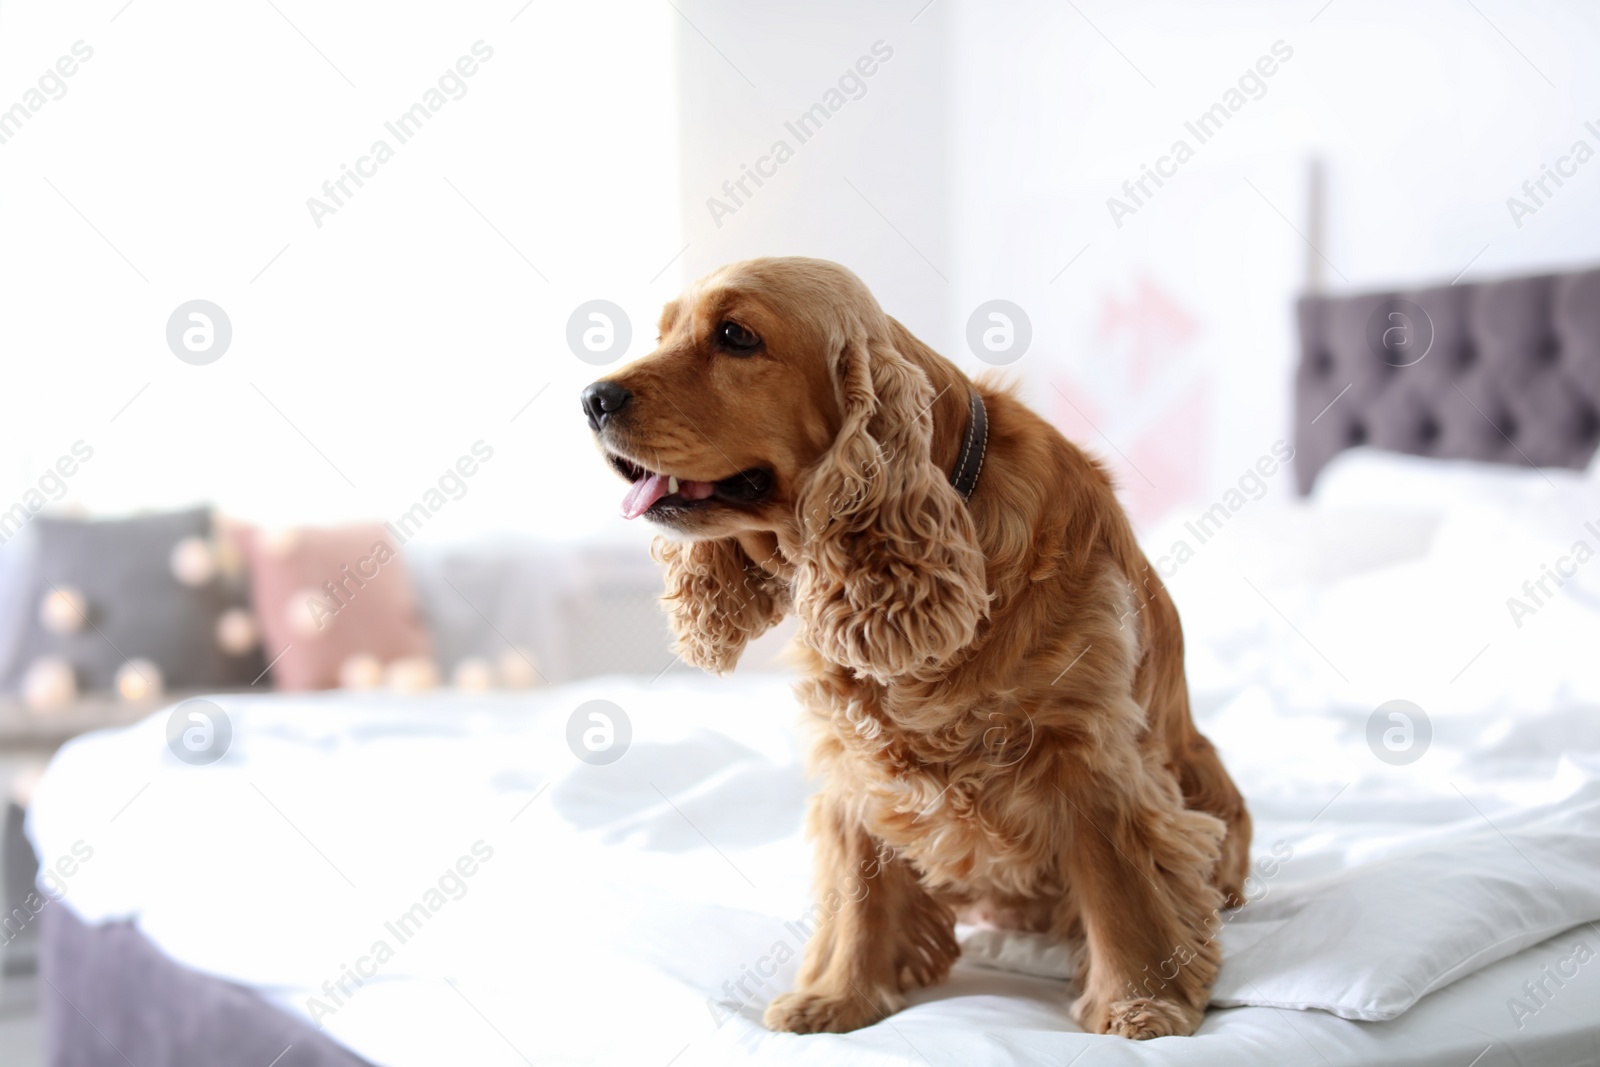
[26,449,1600,1066]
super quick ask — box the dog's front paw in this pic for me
[1073,992,1202,1039]
[763,988,902,1034]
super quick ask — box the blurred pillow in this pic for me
[1313,447,1590,514]
[1277,452,1600,716]
[240,524,433,691]
[0,508,264,700]
[1427,460,1600,600]
[404,537,565,688]
[1142,499,1439,590]
[1315,448,1599,567]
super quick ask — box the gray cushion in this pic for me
[1294,267,1600,493]
[407,538,672,684]
[42,905,375,1066]
[0,508,263,695]
[0,526,35,686]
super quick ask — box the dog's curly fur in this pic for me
[586,257,1251,1039]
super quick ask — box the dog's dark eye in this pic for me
[716,320,761,353]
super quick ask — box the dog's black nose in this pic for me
[581,380,632,431]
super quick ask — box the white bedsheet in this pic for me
[26,673,1600,1067]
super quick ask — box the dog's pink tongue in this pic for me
[621,473,671,519]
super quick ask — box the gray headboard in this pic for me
[1293,266,1600,493]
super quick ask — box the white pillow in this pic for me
[1313,447,1591,515]
[959,783,1600,1021]
[1141,500,1440,591]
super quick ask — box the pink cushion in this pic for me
[237,524,433,691]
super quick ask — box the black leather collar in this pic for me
[948,388,988,504]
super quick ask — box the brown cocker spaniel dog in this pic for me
[580,257,1251,1040]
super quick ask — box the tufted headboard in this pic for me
[1293,266,1600,493]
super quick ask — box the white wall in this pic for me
[673,0,955,346]
[674,0,1600,528]
[945,0,1600,523]
[0,0,681,546]
[8,1,1600,541]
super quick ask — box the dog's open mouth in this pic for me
[608,454,774,520]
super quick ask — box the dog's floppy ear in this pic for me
[792,326,989,683]
[655,538,789,675]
